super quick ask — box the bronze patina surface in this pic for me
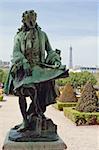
[5,10,69,141]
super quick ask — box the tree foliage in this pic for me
[56,71,97,88]
[0,69,8,83]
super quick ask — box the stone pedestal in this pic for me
[2,133,67,150]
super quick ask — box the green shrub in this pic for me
[53,101,77,111]
[56,71,97,88]
[63,107,99,126]
[0,95,3,101]
[0,69,8,83]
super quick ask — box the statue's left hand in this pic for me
[54,61,61,68]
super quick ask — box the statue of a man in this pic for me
[5,10,68,134]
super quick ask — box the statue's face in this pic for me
[22,10,37,28]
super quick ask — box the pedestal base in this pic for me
[2,132,67,150]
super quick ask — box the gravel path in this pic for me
[0,96,99,150]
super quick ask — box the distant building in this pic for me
[80,67,99,73]
[0,60,10,68]
[73,66,99,73]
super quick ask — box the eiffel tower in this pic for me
[69,46,73,69]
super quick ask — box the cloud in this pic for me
[98,36,99,67]
[0,0,97,37]
[0,0,97,67]
[0,0,96,2]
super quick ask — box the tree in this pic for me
[56,71,97,88]
[0,69,8,83]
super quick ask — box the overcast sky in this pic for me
[0,0,98,68]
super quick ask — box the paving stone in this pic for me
[0,96,99,150]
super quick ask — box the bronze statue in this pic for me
[5,10,68,141]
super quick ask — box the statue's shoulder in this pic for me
[14,31,25,41]
[37,25,46,36]
[42,30,46,36]
[39,28,48,38]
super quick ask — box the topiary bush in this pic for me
[58,83,77,102]
[75,82,98,112]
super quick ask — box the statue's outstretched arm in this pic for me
[45,33,61,67]
[45,33,53,55]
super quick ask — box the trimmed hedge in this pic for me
[0,95,3,101]
[63,107,99,126]
[53,101,77,111]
